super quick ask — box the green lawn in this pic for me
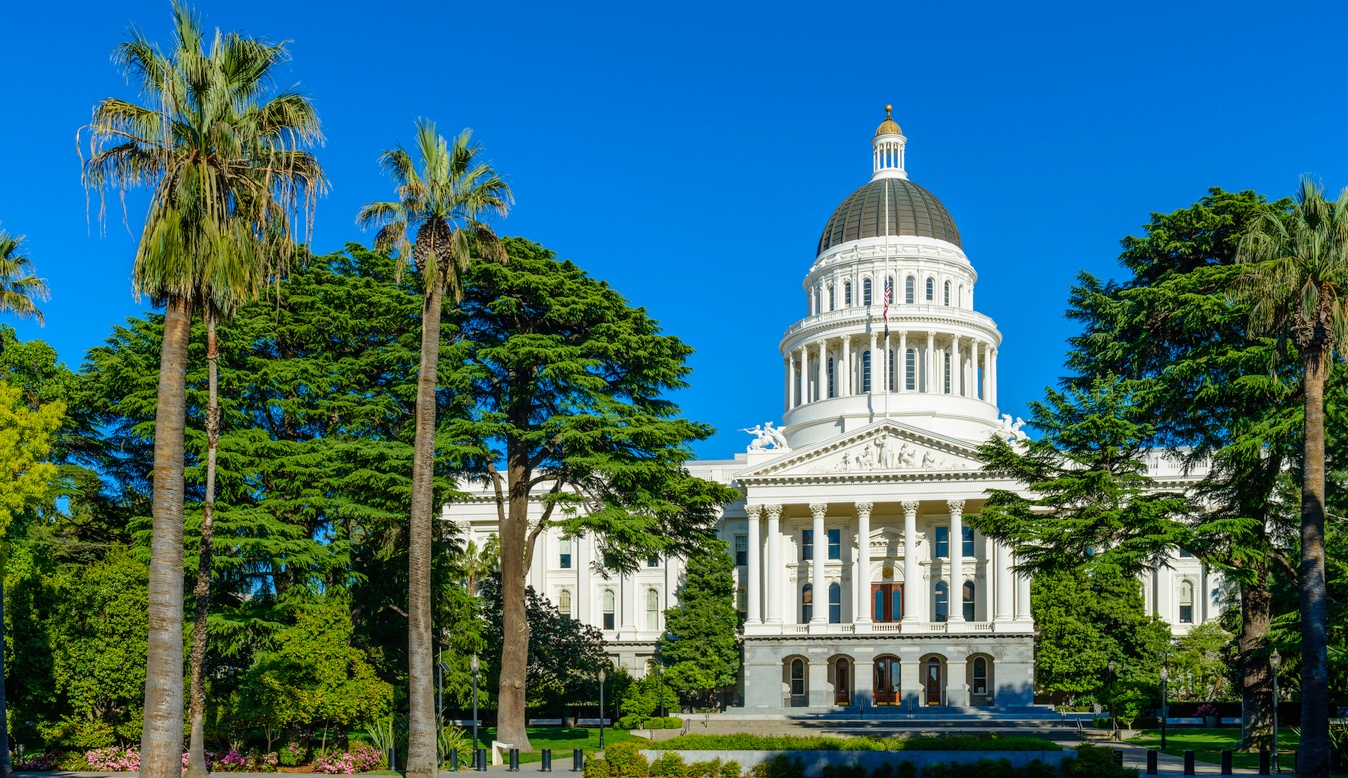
[469,727,635,763]
[1131,727,1300,771]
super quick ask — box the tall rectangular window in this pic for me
[888,350,896,392]
[802,530,814,561]
[934,526,949,558]
[828,358,835,398]
[734,534,748,567]
[962,526,975,557]
[943,352,951,394]
[828,285,836,311]
[862,352,871,393]
[845,281,853,306]
[827,529,841,560]
[647,554,660,567]
[559,538,572,569]
[863,279,873,306]
[906,348,917,390]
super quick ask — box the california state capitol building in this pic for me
[447,107,1229,713]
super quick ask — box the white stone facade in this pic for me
[442,110,1229,712]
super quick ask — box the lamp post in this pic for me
[1270,648,1281,774]
[657,664,665,719]
[470,655,481,766]
[1107,660,1117,740]
[437,658,449,731]
[598,669,608,748]
[1159,666,1169,751]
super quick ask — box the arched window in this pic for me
[958,284,965,307]
[861,351,872,393]
[963,581,976,621]
[646,588,660,630]
[925,277,935,301]
[602,590,615,630]
[943,280,951,306]
[905,275,916,304]
[943,352,952,393]
[892,586,903,620]
[801,584,814,622]
[828,284,836,311]
[972,657,988,696]
[790,658,805,696]
[559,589,572,616]
[827,357,835,398]
[1179,580,1194,623]
[905,348,917,390]
[934,581,949,623]
[863,278,873,306]
[885,275,895,304]
[559,538,572,569]
[873,588,885,621]
[844,280,853,306]
[828,582,842,623]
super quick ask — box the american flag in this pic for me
[882,277,891,340]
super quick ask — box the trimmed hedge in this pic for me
[656,735,1063,752]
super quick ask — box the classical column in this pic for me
[810,503,828,625]
[746,505,763,626]
[798,346,808,404]
[990,348,998,405]
[841,335,851,397]
[898,331,908,392]
[765,504,783,624]
[926,332,936,394]
[902,500,920,623]
[994,541,1013,623]
[816,340,826,401]
[855,502,873,626]
[951,336,961,397]
[981,342,991,401]
[787,355,796,409]
[868,331,878,397]
[948,500,965,623]
[1014,553,1033,624]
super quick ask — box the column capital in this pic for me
[901,500,921,516]
[764,504,783,520]
[809,503,828,519]
[854,501,874,518]
[947,499,965,515]
[746,504,764,519]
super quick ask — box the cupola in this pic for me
[872,104,907,181]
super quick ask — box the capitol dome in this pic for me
[817,177,962,254]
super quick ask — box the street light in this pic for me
[598,669,608,748]
[657,664,665,718]
[1270,648,1282,774]
[1107,660,1117,740]
[1159,666,1169,751]
[470,655,481,767]
[437,658,450,731]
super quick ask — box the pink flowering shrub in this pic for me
[15,753,56,771]
[348,743,384,772]
[1196,703,1220,718]
[311,751,359,774]
[86,746,141,772]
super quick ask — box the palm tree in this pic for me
[0,227,48,778]
[1236,176,1348,778]
[81,6,323,778]
[358,120,511,774]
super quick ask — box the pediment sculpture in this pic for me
[743,421,791,453]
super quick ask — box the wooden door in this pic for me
[835,659,850,705]
[925,658,942,706]
[873,657,900,704]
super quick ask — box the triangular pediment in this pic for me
[738,419,985,480]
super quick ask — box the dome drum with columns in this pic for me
[440,108,1229,715]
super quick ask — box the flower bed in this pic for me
[13,743,379,774]
[654,735,1064,752]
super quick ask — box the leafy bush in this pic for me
[85,746,140,771]
[749,754,804,778]
[962,759,1017,778]
[721,760,741,778]
[896,762,917,778]
[59,751,93,771]
[605,741,650,778]
[14,752,56,771]
[650,753,687,777]
[1023,761,1057,778]
[922,765,948,778]
[618,715,645,731]
[661,717,685,730]
[659,735,1062,752]
[688,759,722,777]
[584,757,617,778]
[279,740,307,767]
[438,725,472,766]
[1061,745,1137,778]
[820,764,868,778]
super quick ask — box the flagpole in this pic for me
[883,180,891,421]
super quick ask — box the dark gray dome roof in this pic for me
[817,177,961,254]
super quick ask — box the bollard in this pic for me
[541,749,552,772]
[1146,749,1158,775]
[450,750,459,772]
[1221,750,1233,775]
[510,748,520,772]
[477,748,488,772]
[1184,750,1196,775]
[1259,749,1270,775]
[572,749,585,772]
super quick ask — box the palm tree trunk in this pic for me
[1298,346,1331,778]
[496,454,533,752]
[1,571,11,778]
[1238,574,1274,752]
[406,285,442,778]
[142,296,192,778]
[186,315,220,778]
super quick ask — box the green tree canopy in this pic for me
[658,540,741,708]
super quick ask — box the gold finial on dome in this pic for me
[875,104,902,137]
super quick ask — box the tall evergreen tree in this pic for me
[357,120,511,778]
[657,540,741,709]
[1235,177,1348,778]
[441,238,738,748]
[81,5,323,775]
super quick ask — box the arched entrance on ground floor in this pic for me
[968,654,994,706]
[872,655,901,704]
[830,655,852,706]
[920,653,946,706]
[782,656,808,707]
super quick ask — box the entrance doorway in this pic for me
[835,658,851,705]
[873,656,900,704]
[871,583,904,622]
[925,657,942,706]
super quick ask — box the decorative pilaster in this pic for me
[841,336,851,397]
[868,332,878,397]
[898,331,908,392]
[816,340,826,401]
[765,504,783,624]
[926,332,936,394]
[745,505,763,626]
[854,502,873,629]
[947,499,965,625]
[809,503,828,627]
[1014,551,1033,625]
[902,500,920,622]
[994,540,1014,625]
[951,336,961,397]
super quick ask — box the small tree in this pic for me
[658,541,741,709]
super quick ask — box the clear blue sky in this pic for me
[3,0,1346,458]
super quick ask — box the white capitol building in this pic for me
[449,108,1228,712]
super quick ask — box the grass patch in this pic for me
[1131,728,1299,771]
[472,727,634,763]
[654,734,1062,752]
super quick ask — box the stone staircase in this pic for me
[677,707,1097,737]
